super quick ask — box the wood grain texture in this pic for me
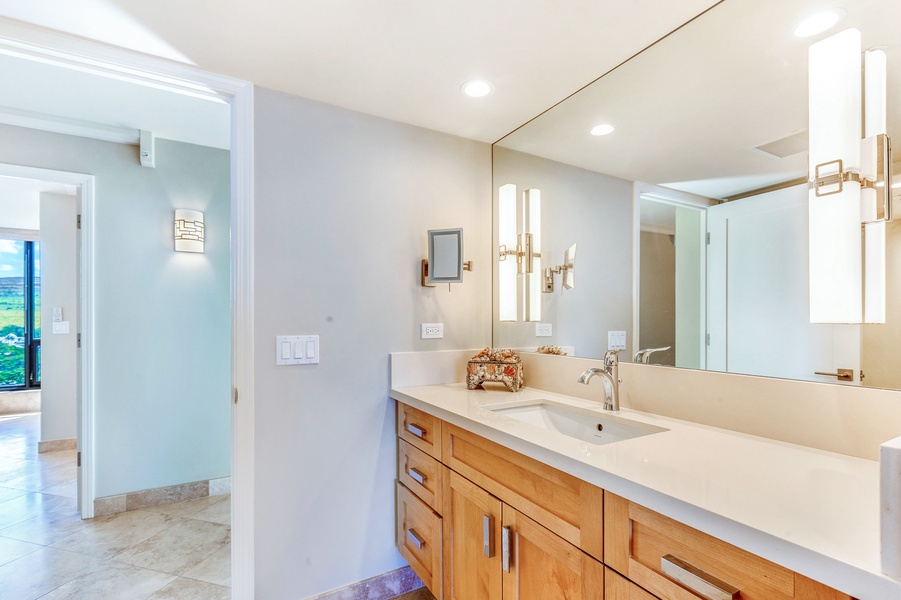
[398,439,444,513]
[444,471,502,600]
[396,482,443,599]
[443,422,589,549]
[398,402,443,459]
[794,574,855,600]
[605,567,659,600]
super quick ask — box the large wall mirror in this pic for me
[492,0,901,390]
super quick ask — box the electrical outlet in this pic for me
[536,323,552,337]
[421,323,444,339]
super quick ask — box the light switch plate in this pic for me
[421,323,444,339]
[276,335,319,365]
[536,323,552,337]
[608,330,627,351]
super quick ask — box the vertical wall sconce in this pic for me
[497,185,542,322]
[808,28,893,324]
[498,184,518,321]
[174,209,204,253]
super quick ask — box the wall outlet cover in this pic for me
[536,323,552,337]
[421,323,444,339]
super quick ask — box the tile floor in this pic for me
[0,413,231,599]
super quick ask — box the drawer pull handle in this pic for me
[660,554,739,600]
[483,514,495,558]
[407,422,426,438]
[501,526,512,573]
[407,528,426,550]
[409,467,427,485]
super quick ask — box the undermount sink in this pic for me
[485,399,667,446]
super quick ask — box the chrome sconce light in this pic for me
[174,209,204,253]
[542,243,576,293]
[808,29,893,324]
[498,186,541,321]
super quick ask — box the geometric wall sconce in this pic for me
[174,209,204,253]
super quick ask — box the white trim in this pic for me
[0,163,95,517]
[0,22,256,599]
[632,182,716,364]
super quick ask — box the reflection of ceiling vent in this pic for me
[752,129,808,158]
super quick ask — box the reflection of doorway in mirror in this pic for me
[636,191,708,369]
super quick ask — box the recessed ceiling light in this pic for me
[590,124,615,136]
[793,11,844,38]
[462,80,493,98]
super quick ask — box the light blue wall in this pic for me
[0,125,231,497]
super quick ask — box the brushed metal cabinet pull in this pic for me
[501,526,511,573]
[407,528,425,550]
[483,515,495,558]
[406,422,426,438]
[409,467,426,485]
[660,554,739,600]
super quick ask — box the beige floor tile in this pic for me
[190,496,230,525]
[0,497,86,545]
[0,535,42,567]
[145,494,228,518]
[148,576,231,600]
[52,510,181,559]
[0,491,73,530]
[1,463,77,493]
[42,478,78,499]
[38,561,177,600]
[0,485,27,504]
[113,519,230,576]
[183,543,231,587]
[0,546,105,600]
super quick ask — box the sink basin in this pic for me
[485,399,667,445]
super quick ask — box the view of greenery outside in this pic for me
[0,240,40,387]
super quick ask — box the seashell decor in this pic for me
[536,345,567,355]
[467,347,523,392]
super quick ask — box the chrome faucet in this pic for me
[577,350,621,411]
[633,346,671,364]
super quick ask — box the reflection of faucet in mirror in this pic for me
[634,346,672,364]
[577,350,621,411]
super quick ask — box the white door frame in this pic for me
[0,19,256,599]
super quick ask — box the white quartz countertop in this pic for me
[389,383,901,600]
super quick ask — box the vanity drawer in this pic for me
[397,402,442,459]
[397,481,443,599]
[604,493,853,600]
[398,438,444,513]
[442,421,603,561]
[606,568,659,600]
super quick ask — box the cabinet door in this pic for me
[502,505,604,600]
[445,470,502,600]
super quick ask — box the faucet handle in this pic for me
[604,349,620,367]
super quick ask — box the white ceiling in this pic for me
[0,0,721,144]
[496,0,901,199]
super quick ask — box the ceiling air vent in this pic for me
[752,129,808,159]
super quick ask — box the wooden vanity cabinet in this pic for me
[604,492,854,600]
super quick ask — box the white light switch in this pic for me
[276,335,320,365]
[608,330,627,351]
[52,307,63,322]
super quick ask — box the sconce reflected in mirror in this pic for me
[421,228,472,287]
[497,185,541,321]
[543,243,577,293]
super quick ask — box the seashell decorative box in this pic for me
[467,347,523,392]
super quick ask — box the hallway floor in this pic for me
[0,413,231,599]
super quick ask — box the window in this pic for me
[0,239,40,389]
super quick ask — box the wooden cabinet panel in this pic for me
[398,403,442,459]
[605,493,853,600]
[502,506,604,600]
[606,568,659,600]
[444,470,503,600]
[396,482,443,599]
[443,422,603,560]
[398,439,443,513]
